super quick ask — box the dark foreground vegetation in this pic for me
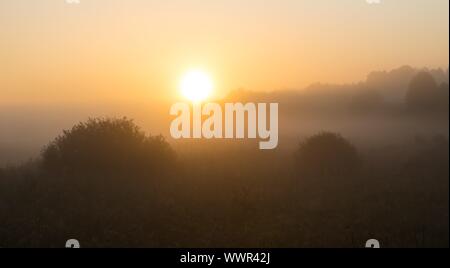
[0,70,448,247]
[0,116,447,248]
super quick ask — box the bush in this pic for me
[41,117,176,177]
[295,132,361,177]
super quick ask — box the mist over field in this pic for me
[0,0,448,248]
[1,65,448,165]
[0,66,448,247]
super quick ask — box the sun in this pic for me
[180,70,213,102]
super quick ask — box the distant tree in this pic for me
[41,117,176,177]
[405,72,446,111]
[295,132,361,177]
[366,65,416,101]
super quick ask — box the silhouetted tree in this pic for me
[19,118,179,247]
[295,132,361,177]
[405,72,446,111]
[366,65,416,101]
[42,117,176,177]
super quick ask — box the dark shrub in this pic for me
[295,132,361,177]
[41,117,175,177]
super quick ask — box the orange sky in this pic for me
[0,0,448,103]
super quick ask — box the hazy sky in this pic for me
[0,0,448,102]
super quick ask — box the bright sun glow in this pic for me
[180,70,213,102]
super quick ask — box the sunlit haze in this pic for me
[0,0,448,103]
[0,0,449,250]
[180,70,213,102]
